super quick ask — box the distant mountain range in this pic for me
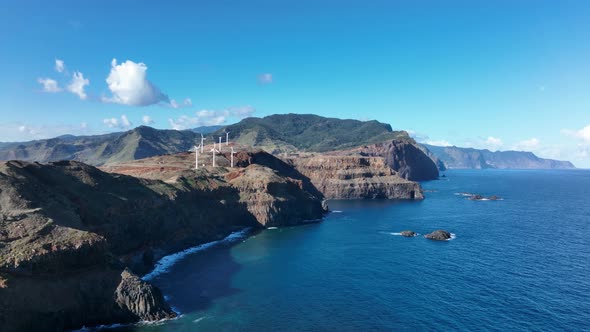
[0,114,411,165]
[0,114,575,170]
[422,144,575,170]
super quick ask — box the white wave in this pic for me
[142,228,251,281]
[71,323,126,331]
[332,210,343,213]
[390,232,402,235]
[447,233,457,241]
[454,192,474,197]
[193,316,207,323]
[267,227,278,230]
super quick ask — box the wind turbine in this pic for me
[200,134,206,153]
[225,131,230,146]
[194,145,201,169]
[230,146,235,167]
[210,145,220,167]
[218,136,222,151]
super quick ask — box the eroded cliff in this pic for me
[286,154,424,200]
[0,150,326,331]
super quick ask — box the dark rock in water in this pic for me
[468,194,502,201]
[425,230,452,241]
[115,269,176,321]
[400,230,417,237]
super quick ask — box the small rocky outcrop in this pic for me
[424,230,452,241]
[400,231,417,237]
[468,194,502,201]
[115,269,176,321]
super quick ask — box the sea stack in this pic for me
[425,230,452,241]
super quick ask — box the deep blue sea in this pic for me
[111,170,590,331]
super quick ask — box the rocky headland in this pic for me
[285,153,424,200]
[0,149,326,331]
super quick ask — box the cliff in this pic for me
[286,154,424,200]
[422,144,575,169]
[345,140,440,181]
[0,150,325,331]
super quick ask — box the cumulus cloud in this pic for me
[67,71,90,100]
[37,78,62,92]
[512,138,540,151]
[55,59,65,73]
[168,106,256,130]
[103,114,133,130]
[103,59,169,106]
[142,115,155,125]
[258,73,273,84]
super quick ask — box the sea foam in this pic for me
[143,228,251,281]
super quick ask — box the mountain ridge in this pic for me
[422,144,575,169]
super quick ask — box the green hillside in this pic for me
[214,114,410,153]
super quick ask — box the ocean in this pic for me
[109,169,590,331]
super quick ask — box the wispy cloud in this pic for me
[67,71,90,100]
[37,78,62,92]
[512,138,540,151]
[142,115,155,125]
[170,98,193,109]
[258,73,273,84]
[168,106,256,130]
[55,59,65,73]
[103,114,133,130]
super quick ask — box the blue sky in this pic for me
[1,0,589,166]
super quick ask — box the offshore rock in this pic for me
[425,230,452,241]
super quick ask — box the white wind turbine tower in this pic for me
[218,136,222,151]
[210,145,220,167]
[225,131,230,146]
[200,134,206,153]
[194,145,201,169]
[230,147,235,167]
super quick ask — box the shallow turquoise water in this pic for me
[112,170,590,331]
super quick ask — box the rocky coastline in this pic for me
[0,152,326,331]
[0,144,434,331]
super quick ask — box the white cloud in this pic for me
[484,136,503,149]
[103,115,133,130]
[55,59,65,73]
[512,138,540,151]
[0,122,94,141]
[37,78,62,92]
[229,105,255,119]
[168,106,255,130]
[563,125,590,144]
[258,73,273,84]
[103,59,169,106]
[425,140,452,147]
[142,115,154,125]
[170,98,193,109]
[67,71,90,100]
